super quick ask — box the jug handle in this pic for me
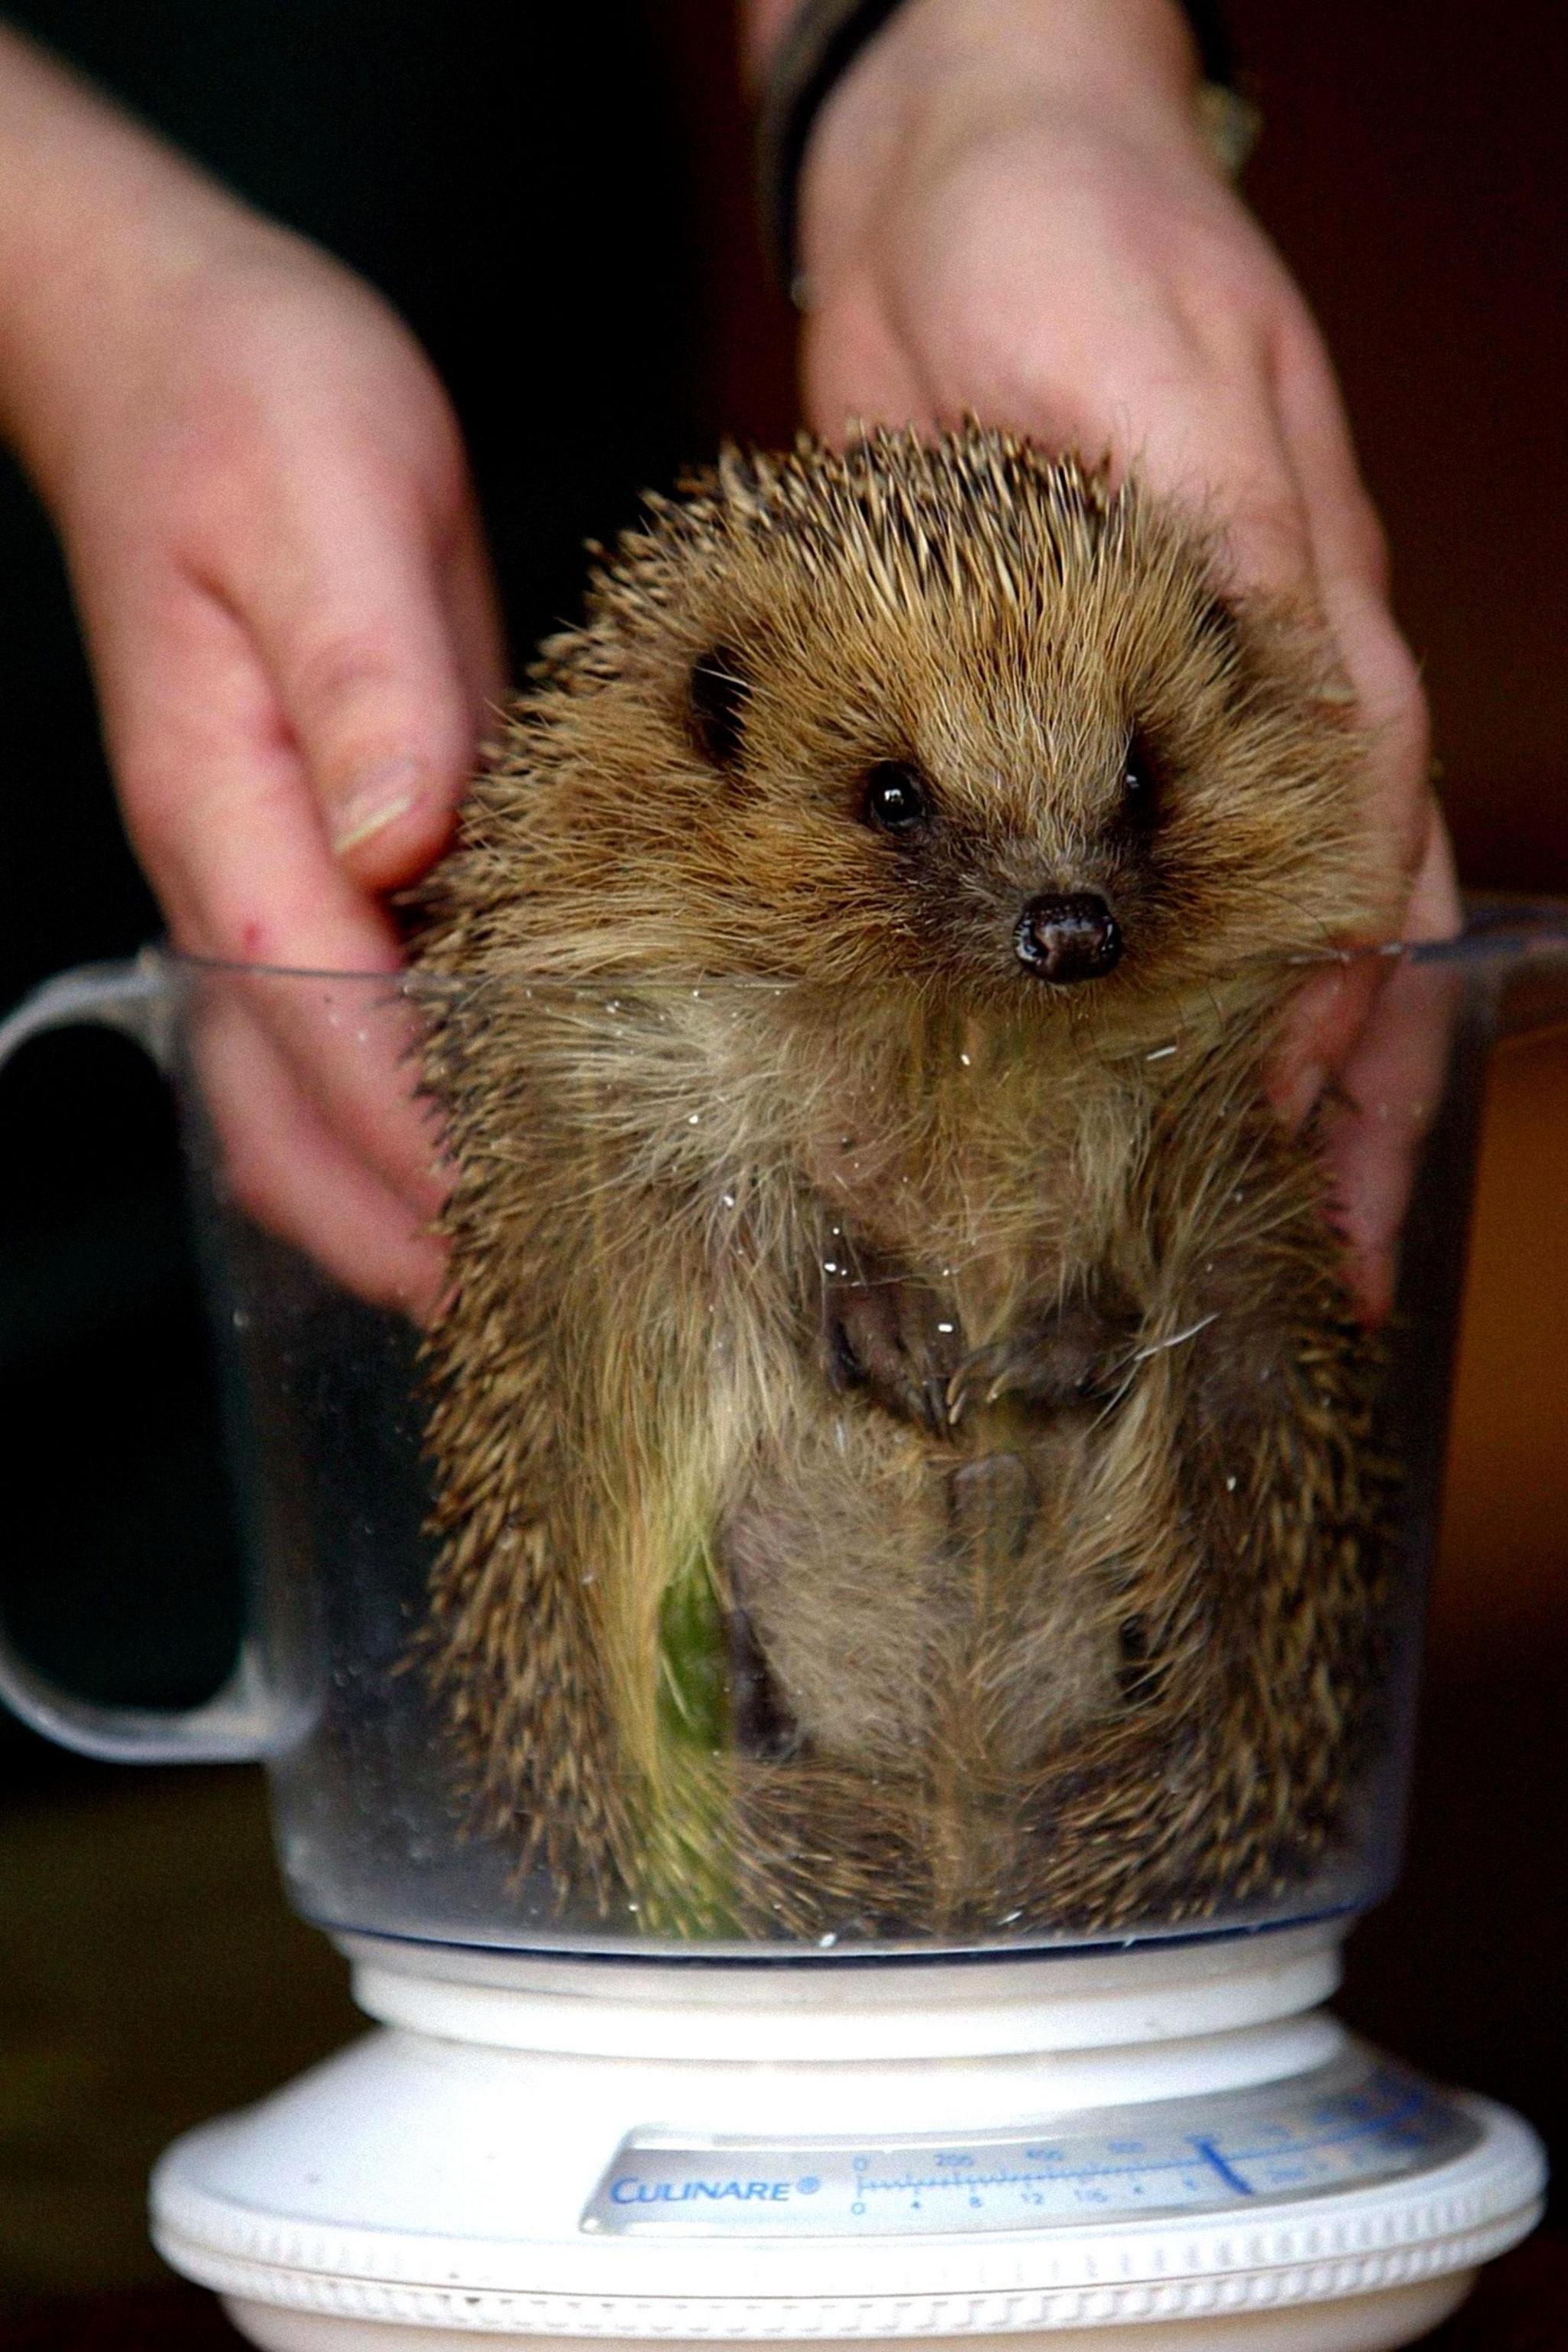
[0,952,280,1763]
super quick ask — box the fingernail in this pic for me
[330,757,422,855]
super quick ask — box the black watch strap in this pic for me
[756,0,907,296]
[756,0,1250,298]
[1171,1,1236,86]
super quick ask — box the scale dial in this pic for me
[585,2053,1480,2238]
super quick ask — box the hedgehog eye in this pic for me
[862,760,931,835]
[1120,731,1164,829]
[690,646,749,769]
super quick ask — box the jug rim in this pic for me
[155,897,1568,990]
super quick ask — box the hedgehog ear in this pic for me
[690,646,750,769]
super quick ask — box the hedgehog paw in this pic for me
[949,1301,1135,1423]
[824,1272,964,1436]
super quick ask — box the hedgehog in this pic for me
[410,425,1404,1943]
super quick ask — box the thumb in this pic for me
[243,466,498,894]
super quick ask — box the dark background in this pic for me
[0,0,1562,2305]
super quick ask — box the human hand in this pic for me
[0,35,501,1315]
[786,0,1459,1319]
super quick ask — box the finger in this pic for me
[1264,313,1461,1318]
[1097,366,1316,600]
[1263,301,1391,593]
[1292,814,1460,1320]
[195,985,446,1318]
[1318,946,1462,1328]
[1403,792,1463,942]
[96,558,394,969]
[441,493,509,741]
[884,210,1321,601]
[1268,796,1455,1168]
[1271,310,1433,888]
[802,273,933,444]
[233,451,485,893]
[227,958,449,1226]
[97,569,446,1219]
[1269,953,1389,1133]
[1063,326,1452,1320]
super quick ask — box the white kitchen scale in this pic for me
[151,1919,1544,2352]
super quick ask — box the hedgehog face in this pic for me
[457,435,1393,1028]
[657,490,1379,1024]
[675,628,1174,1002]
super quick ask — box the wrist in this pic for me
[753,0,1202,109]
[827,0,1207,159]
[796,0,1220,283]
[0,28,275,503]
[879,0,1200,109]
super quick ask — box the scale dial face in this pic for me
[583,2053,1480,2238]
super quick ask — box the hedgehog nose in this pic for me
[1015,892,1122,983]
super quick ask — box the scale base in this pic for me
[222,2277,1475,2352]
[152,1927,1544,2352]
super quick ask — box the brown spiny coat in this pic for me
[412,427,1402,1943]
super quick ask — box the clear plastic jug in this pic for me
[0,910,1560,1965]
